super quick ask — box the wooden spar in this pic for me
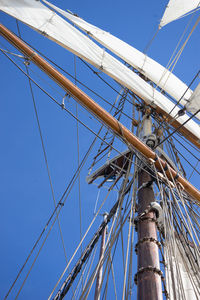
[0,23,200,202]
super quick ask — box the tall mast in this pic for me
[136,112,163,299]
[1,21,200,299]
[0,24,199,202]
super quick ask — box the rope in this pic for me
[157,106,200,148]
[48,181,117,299]
[15,22,68,264]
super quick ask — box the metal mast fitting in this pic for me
[1,23,200,202]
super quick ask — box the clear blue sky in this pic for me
[0,0,200,299]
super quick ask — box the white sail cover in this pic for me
[186,83,200,116]
[160,0,200,27]
[1,0,200,143]
[42,0,195,112]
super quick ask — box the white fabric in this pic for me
[165,238,200,299]
[43,0,196,114]
[160,0,200,27]
[186,83,200,115]
[1,0,200,143]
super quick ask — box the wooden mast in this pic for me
[0,23,200,202]
[136,114,163,300]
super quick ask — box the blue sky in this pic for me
[0,0,200,299]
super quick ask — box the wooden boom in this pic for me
[0,23,200,202]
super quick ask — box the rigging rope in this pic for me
[157,107,200,149]
[15,36,135,122]
[0,48,166,185]
[15,21,69,263]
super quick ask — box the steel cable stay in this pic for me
[0,49,140,172]
[171,135,200,164]
[170,202,200,270]
[14,142,98,299]
[149,102,200,155]
[2,8,200,300]
[1,23,200,204]
[15,34,131,106]
[188,160,200,181]
[152,162,200,298]
[126,175,138,299]
[158,160,200,246]
[73,53,84,292]
[16,19,69,265]
[0,39,135,124]
[100,192,133,300]
[50,150,133,299]
[45,0,198,126]
[154,177,182,298]
[48,176,121,299]
[1,44,182,192]
[3,34,184,198]
[152,111,200,158]
[19,161,117,300]
[165,136,200,177]
[155,13,200,107]
[1,44,198,197]
[80,194,134,299]
[3,109,100,299]
[163,189,200,279]
[157,69,200,131]
[80,167,135,299]
[2,25,200,300]
[176,132,200,154]
[156,106,200,149]
[159,126,200,176]
[53,166,135,299]
[80,13,200,138]
[26,62,135,124]
[122,176,136,300]
[2,44,200,183]
[157,157,200,248]
[155,125,200,178]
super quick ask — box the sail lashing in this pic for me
[186,83,200,115]
[1,0,200,151]
[43,0,194,111]
[43,0,200,123]
[1,0,200,147]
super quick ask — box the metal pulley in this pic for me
[143,133,158,149]
[149,202,163,229]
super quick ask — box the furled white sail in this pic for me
[42,0,195,113]
[186,83,200,115]
[1,0,200,143]
[165,237,200,299]
[160,0,200,27]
